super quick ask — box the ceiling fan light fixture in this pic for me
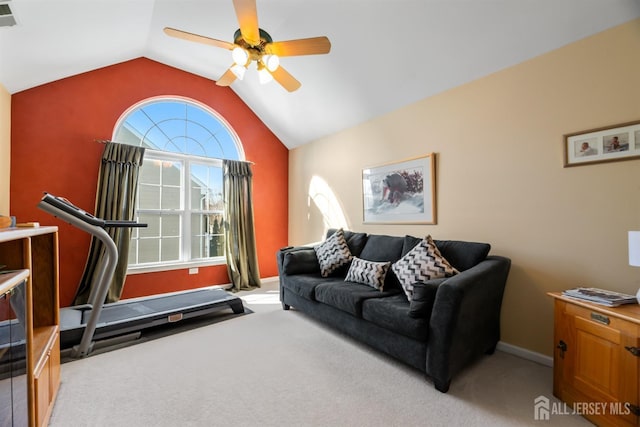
[231,63,247,80]
[257,62,273,84]
[258,68,273,84]
[231,46,249,66]
[263,54,280,72]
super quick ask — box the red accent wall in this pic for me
[10,58,288,307]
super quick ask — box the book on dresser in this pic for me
[561,287,638,307]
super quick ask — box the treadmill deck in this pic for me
[60,288,244,349]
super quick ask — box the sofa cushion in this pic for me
[358,234,405,290]
[280,273,328,301]
[401,235,423,257]
[282,248,320,275]
[344,257,391,291]
[327,228,368,257]
[362,294,430,341]
[408,278,447,319]
[314,229,353,277]
[402,235,490,272]
[359,234,404,263]
[433,240,491,272]
[314,281,398,317]
[392,235,459,300]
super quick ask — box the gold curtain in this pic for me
[223,159,261,291]
[74,142,145,304]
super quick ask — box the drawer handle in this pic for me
[625,346,640,357]
[590,312,609,325]
[556,340,567,359]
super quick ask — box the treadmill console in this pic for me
[39,193,146,228]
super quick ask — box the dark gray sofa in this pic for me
[276,229,511,392]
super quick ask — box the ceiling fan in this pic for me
[164,0,331,92]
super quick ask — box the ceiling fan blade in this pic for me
[216,67,238,87]
[265,37,331,57]
[233,0,260,46]
[164,27,235,50]
[270,66,302,92]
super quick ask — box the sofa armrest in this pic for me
[277,246,320,275]
[426,255,511,392]
[277,246,321,309]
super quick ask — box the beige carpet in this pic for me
[49,280,591,427]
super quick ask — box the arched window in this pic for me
[113,97,243,272]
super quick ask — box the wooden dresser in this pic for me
[0,227,60,427]
[549,292,640,427]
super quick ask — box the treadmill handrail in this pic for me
[40,193,147,228]
[37,192,145,357]
[38,197,119,357]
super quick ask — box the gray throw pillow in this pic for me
[314,229,353,277]
[392,235,459,300]
[344,257,391,291]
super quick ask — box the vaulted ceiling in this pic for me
[1,0,639,149]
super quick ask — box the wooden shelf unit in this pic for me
[0,226,60,427]
[549,292,640,427]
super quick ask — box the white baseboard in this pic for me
[497,341,553,367]
[205,276,279,291]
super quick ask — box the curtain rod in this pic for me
[94,139,256,164]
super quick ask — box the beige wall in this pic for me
[0,82,9,216]
[289,19,640,356]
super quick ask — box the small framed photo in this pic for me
[362,154,436,224]
[564,120,640,167]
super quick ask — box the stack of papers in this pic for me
[562,287,638,307]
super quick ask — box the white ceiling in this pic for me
[1,0,639,149]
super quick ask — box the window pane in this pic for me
[191,213,206,259]
[161,186,181,210]
[117,99,240,158]
[162,162,181,185]
[208,179,224,211]
[139,184,160,210]
[190,213,225,259]
[139,214,160,238]
[209,216,225,257]
[190,164,207,210]
[213,132,240,160]
[134,214,181,264]
[161,214,180,236]
[139,239,160,264]
[114,124,142,146]
[161,237,180,261]
[140,159,161,185]
[191,234,205,259]
[190,163,223,211]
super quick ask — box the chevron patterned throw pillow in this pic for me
[392,235,459,300]
[314,229,353,277]
[344,257,391,291]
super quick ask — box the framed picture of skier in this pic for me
[362,154,436,224]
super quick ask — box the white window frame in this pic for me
[114,96,243,275]
[127,149,226,274]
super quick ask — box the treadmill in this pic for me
[38,193,244,358]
